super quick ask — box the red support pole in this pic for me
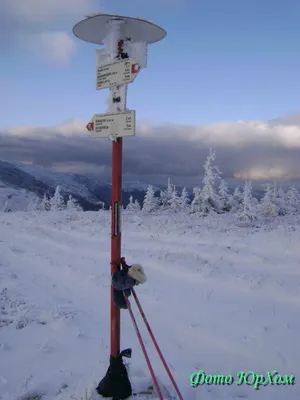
[110,137,123,357]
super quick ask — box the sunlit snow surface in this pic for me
[0,211,299,399]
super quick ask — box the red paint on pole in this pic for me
[110,137,123,357]
[110,39,127,358]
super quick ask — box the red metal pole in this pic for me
[110,137,123,357]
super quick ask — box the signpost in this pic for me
[91,110,136,139]
[96,58,140,90]
[73,13,167,398]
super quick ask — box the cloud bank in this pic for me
[1,115,300,185]
[0,0,97,65]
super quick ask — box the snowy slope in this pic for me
[0,179,39,212]
[0,212,299,400]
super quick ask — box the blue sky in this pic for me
[1,0,300,128]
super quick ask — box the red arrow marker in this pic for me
[131,63,140,74]
[86,122,94,131]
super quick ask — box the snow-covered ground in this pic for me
[0,181,38,212]
[0,211,299,400]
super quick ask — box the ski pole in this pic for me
[132,288,183,400]
[124,292,164,400]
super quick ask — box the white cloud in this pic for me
[3,0,95,23]
[2,115,300,182]
[29,31,77,66]
[0,0,98,65]
[234,167,300,181]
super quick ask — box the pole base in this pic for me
[96,348,132,400]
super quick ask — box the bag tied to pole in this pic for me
[112,263,147,309]
[96,348,132,399]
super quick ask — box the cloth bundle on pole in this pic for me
[112,261,147,309]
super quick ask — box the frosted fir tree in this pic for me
[98,201,105,211]
[143,185,158,213]
[41,193,51,211]
[159,190,167,209]
[168,187,182,213]
[286,187,300,214]
[239,181,256,220]
[50,185,65,211]
[180,187,190,211]
[199,149,222,214]
[275,187,288,215]
[66,195,82,211]
[2,200,11,212]
[126,195,136,211]
[271,181,277,202]
[232,186,243,211]
[190,187,202,213]
[277,187,286,202]
[27,197,40,211]
[260,184,278,217]
[134,199,141,211]
[219,179,231,212]
[159,178,173,210]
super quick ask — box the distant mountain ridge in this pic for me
[0,161,155,211]
[1,160,291,212]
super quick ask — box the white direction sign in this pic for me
[96,58,140,90]
[92,110,136,138]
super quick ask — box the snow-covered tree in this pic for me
[199,149,222,214]
[27,197,40,211]
[180,187,190,211]
[231,186,243,211]
[159,178,173,210]
[260,184,278,217]
[2,200,11,212]
[190,187,202,213]
[41,193,51,211]
[98,201,105,211]
[50,185,65,211]
[274,187,288,216]
[286,187,300,214]
[277,187,286,201]
[239,181,256,220]
[271,181,277,202]
[219,179,231,212]
[168,187,182,213]
[143,185,158,213]
[134,199,141,211]
[66,195,82,211]
[126,195,136,211]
